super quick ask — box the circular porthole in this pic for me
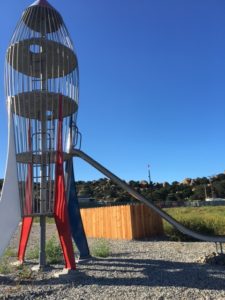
[29,44,43,54]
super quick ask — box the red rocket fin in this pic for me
[18,217,33,263]
[54,95,76,270]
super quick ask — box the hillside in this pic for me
[0,173,224,204]
[76,173,225,204]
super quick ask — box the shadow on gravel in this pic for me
[1,257,225,294]
[85,258,225,290]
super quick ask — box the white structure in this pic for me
[0,104,21,256]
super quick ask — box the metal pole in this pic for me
[148,164,153,198]
[39,74,46,269]
[39,215,46,268]
[148,164,151,185]
[204,185,207,200]
[208,176,214,199]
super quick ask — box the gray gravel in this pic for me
[0,224,225,299]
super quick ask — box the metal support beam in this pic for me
[39,215,46,268]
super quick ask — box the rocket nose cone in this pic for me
[30,0,53,8]
[24,0,62,33]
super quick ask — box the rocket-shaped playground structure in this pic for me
[3,0,89,269]
[1,0,225,271]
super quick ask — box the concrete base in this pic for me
[31,265,49,272]
[76,255,92,264]
[53,268,76,278]
[10,260,23,267]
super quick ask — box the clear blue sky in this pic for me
[1,0,225,183]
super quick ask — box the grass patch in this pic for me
[91,239,111,258]
[163,206,225,241]
[27,245,39,260]
[16,264,33,280]
[0,258,13,275]
[0,247,17,275]
[3,247,17,258]
[26,237,63,264]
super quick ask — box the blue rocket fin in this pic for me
[66,159,90,258]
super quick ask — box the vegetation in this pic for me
[27,237,63,264]
[75,173,225,204]
[0,247,17,274]
[16,264,33,280]
[27,245,39,260]
[163,206,225,241]
[91,239,111,258]
[27,237,111,260]
[0,256,34,278]
[45,236,63,264]
[3,247,17,258]
[0,173,225,205]
[0,258,13,274]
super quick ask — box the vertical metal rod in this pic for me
[39,215,46,267]
[39,73,47,268]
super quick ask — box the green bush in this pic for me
[16,264,33,279]
[91,239,111,258]
[27,245,39,260]
[46,236,63,264]
[26,237,63,264]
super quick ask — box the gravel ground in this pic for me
[0,224,225,299]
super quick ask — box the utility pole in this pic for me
[208,176,215,199]
[148,164,153,198]
[147,164,151,185]
[204,184,207,200]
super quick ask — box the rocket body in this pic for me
[1,0,88,267]
[5,0,79,218]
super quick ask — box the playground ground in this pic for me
[0,224,225,300]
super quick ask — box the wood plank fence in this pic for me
[80,204,164,240]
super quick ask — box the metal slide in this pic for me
[72,149,225,244]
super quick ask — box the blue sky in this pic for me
[1,0,225,183]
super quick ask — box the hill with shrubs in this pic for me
[76,173,225,204]
[0,173,224,205]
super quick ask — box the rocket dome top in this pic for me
[30,0,54,8]
[6,0,78,92]
[22,0,63,33]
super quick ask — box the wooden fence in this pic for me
[80,204,164,240]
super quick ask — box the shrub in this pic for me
[26,237,63,264]
[46,236,63,264]
[27,245,39,260]
[16,264,33,280]
[91,239,111,258]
